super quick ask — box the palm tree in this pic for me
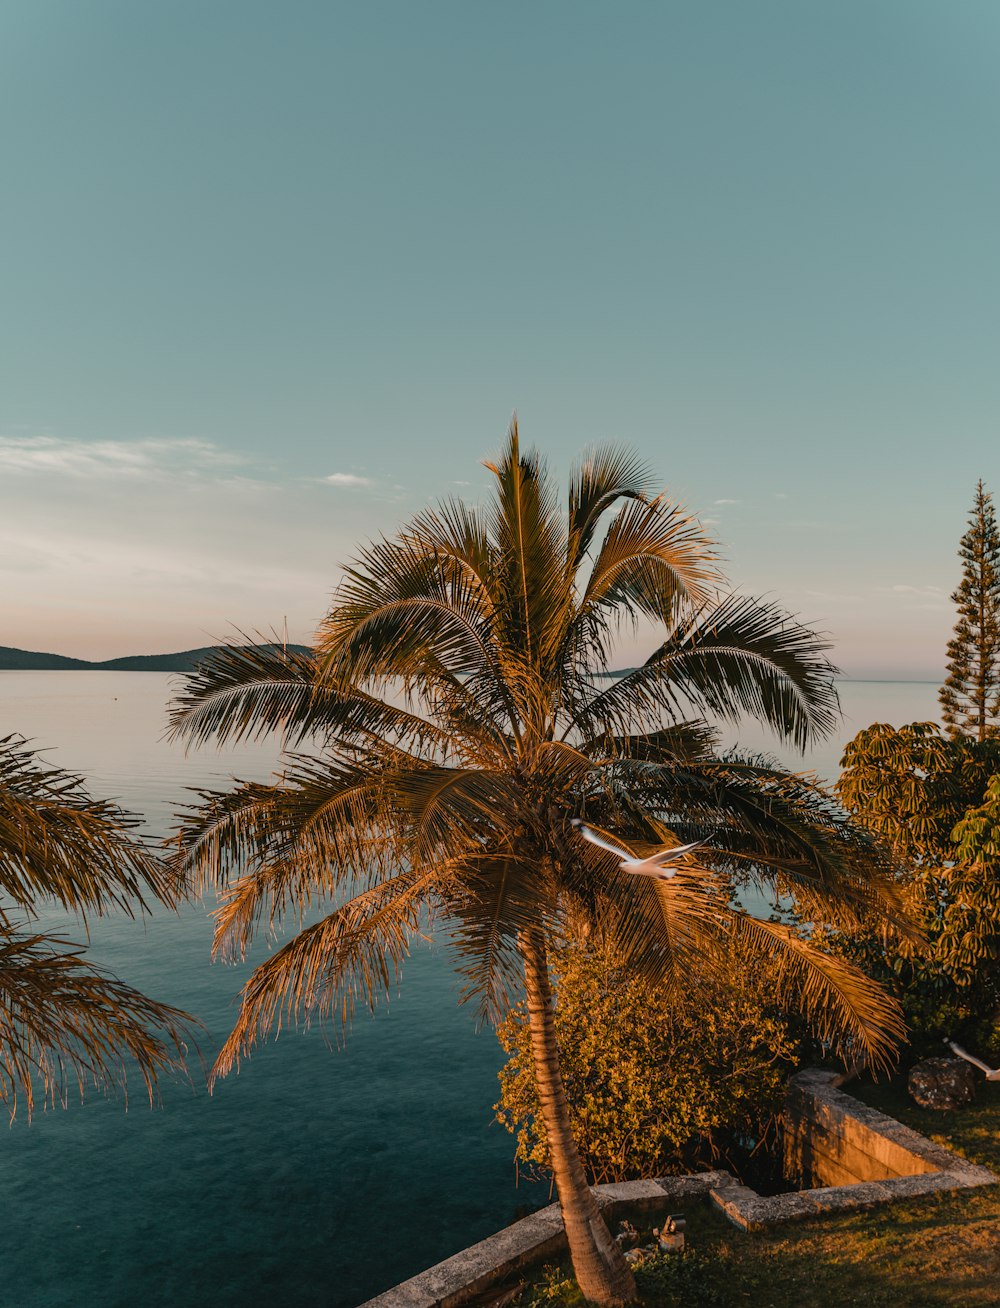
[169,422,906,1305]
[0,733,192,1119]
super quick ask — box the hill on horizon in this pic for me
[0,643,313,672]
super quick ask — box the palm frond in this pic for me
[575,594,839,748]
[446,855,557,1024]
[482,417,570,669]
[597,753,909,931]
[167,637,459,755]
[0,930,195,1120]
[598,861,726,987]
[579,495,720,622]
[166,641,321,747]
[210,870,438,1082]
[383,763,518,865]
[0,735,174,918]
[723,913,906,1073]
[170,756,382,904]
[576,721,719,762]
[319,538,517,735]
[587,858,904,1074]
[567,444,659,569]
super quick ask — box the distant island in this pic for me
[0,643,312,672]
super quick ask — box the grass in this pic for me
[514,1079,1000,1307]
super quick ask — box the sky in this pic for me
[2,0,999,678]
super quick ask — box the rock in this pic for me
[907,1056,978,1110]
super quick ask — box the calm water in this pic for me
[0,673,940,1307]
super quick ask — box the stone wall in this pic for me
[710,1069,996,1232]
[360,1070,998,1303]
[784,1069,938,1188]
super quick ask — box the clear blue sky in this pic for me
[2,0,998,676]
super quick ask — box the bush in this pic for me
[835,722,1000,1058]
[495,940,799,1185]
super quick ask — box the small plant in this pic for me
[633,1250,731,1306]
[522,1264,590,1305]
[519,1250,732,1307]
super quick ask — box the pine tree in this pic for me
[940,480,1000,740]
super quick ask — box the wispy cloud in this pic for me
[879,584,946,597]
[713,498,740,506]
[0,435,241,479]
[1,432,395,658]
[323,472,373,488]
[870,583,950,613]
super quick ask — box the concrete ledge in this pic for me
[714,1072,998,1232]
[358,1174,735,1308]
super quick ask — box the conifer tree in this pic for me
[940,480,1000,740]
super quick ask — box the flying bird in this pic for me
[572,820,706,881]
[947,1040,1000,1081]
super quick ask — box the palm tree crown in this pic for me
[0,734,192,1119]
[170,422,905,1304]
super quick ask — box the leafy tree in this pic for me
[495,939,798,1185]
[836,722,1000,1053]
[940,481,1000,740]
[169,422,905,1306]
[0,734,192,1118]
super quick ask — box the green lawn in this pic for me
[517,1080,1000,1307]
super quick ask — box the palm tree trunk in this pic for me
[520,929,637,1305]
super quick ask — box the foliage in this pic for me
[836,721,1000,865]
[0,734,193,1118]
[940,480,1000,740]
[836,722,1000,1056]
[495,940,798,1184]
[523,1252,731,1308]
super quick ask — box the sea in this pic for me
[0,672,941,1308]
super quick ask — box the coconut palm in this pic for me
[0,733,192,1119]
[168,422,906,1305]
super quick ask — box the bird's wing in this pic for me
[648,839,708,865]
[572,821,633,861]
[948,1041,995,1075]
[625,863,677,881]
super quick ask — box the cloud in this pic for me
[323,472,373,487]
[0,435,241,480]
[878,584,946,597]
[0,432,403,659]
[713,498,740,506]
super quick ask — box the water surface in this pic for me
[0,673,939,1306]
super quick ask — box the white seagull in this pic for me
[947,1040,1000,1081]
[572,819,706,881]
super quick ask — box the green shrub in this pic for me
[835,723,1000,1058]
[495,940,798,1185]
